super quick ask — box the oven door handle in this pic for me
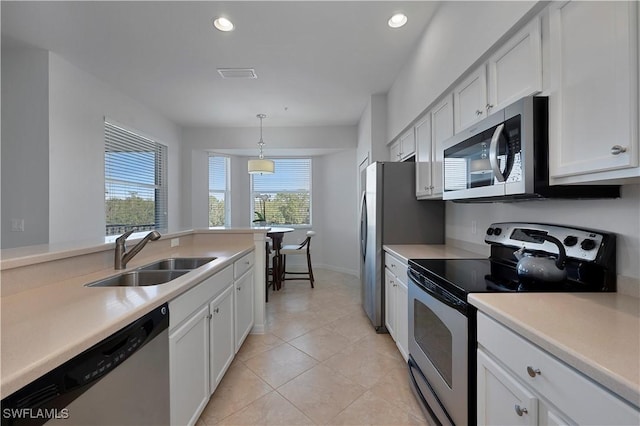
[489,123,506,182]
[408,269,467,314]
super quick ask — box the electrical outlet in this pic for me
[171,238,180,247]
[471,220,477,235]
[11,218,24,232]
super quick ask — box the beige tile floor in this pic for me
[197,269,430,426]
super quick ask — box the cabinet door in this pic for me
[488,17,542,113]
[477,349,538,426]
[539,402,573,426]
[399,129,416,160]
[549,0,638,179]
[234,269,254,352]
[389,140,401,162]
[384,268,396,338]
[454,66,488,133]
[415,116,432,198]
[395,279,409,361]
[209,285,235,394]
[169,305,210,426]
[431,94,453,196]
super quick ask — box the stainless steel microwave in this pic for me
[442,96,619,202]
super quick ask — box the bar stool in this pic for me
[280,231,315,288]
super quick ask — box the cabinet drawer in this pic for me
[384,252,407,283]
[477,313,640,425]
[234,251,254,279]
[170,265,233,330]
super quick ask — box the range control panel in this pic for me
[485,222,605,262]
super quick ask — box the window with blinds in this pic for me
[208,155,230,226]
[104,121,168,236]
[251,158,311,226]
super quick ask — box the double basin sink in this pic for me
[86,257,217,287]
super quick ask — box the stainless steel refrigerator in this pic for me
[360,161,444,332]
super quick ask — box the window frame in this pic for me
[104,119,168,236]
[208,154,231,227]
[250,158,312,228]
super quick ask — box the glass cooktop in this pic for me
[408,258,596,301]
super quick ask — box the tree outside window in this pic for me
[209,155,230,226]
[251,159,311,226]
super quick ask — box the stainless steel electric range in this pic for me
[406,222,616,426]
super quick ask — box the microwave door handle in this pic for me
[489,123,506,182]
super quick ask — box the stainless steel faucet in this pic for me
[114,230,162,269]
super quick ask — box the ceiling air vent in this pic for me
[217,68,257,79]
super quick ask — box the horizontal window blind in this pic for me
[105,121,168,235]
[208,155,230,227]
[252,158,311,226]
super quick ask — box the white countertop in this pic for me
[469,292,640,408]
[383,244,485,262]
[0,238,254,398]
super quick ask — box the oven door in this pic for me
[408,274,469,426]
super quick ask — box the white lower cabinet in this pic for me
[169,252,256,426]
[169,305,210,426]
[477,312,640,426]
[234,269,254,352]
[477,349,538,426]
[209,285,234,394]
[384,251,409,360]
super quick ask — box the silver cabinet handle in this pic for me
[213,307,219,314]
[476,110,484,116]
[486,103,494,112]
[489,123,506,182]
[515,405,528,416]
[611,145,627,155]
[526,366,541,377]
[207,313,213,320]
[237,286,241,291]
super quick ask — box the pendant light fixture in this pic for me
[248,113,275,174]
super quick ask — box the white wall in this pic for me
[387,1,538,141]
[357,94,388,167]
[315,150,359,275]
[181,125,359,275]
[48,53,183,244]
[1,48,50,248]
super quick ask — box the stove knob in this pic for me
[486,227,494,236]
[494,227,502,236]
[563,236,578,247]
[581,238,597,251]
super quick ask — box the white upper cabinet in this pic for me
[415,116,433,198]
[488,17,542,113]
[548,0,639,183]
[454,18,543,135]
[416,94,452,199]
[454,66,488,133]
[390,129,416,162]
[430,95,453,196]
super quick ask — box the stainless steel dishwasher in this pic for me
[1,304,170,426]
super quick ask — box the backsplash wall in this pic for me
[445,184,640,280]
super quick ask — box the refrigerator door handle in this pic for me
[360,191,367,260]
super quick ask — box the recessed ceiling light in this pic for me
[213,17,234,32]
[388,13,408,29]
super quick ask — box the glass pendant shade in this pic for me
[249,113,274,174]
[248,158,275,174]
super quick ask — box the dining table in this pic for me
[266,227,294,291]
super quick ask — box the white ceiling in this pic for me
[1,1,439,128]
